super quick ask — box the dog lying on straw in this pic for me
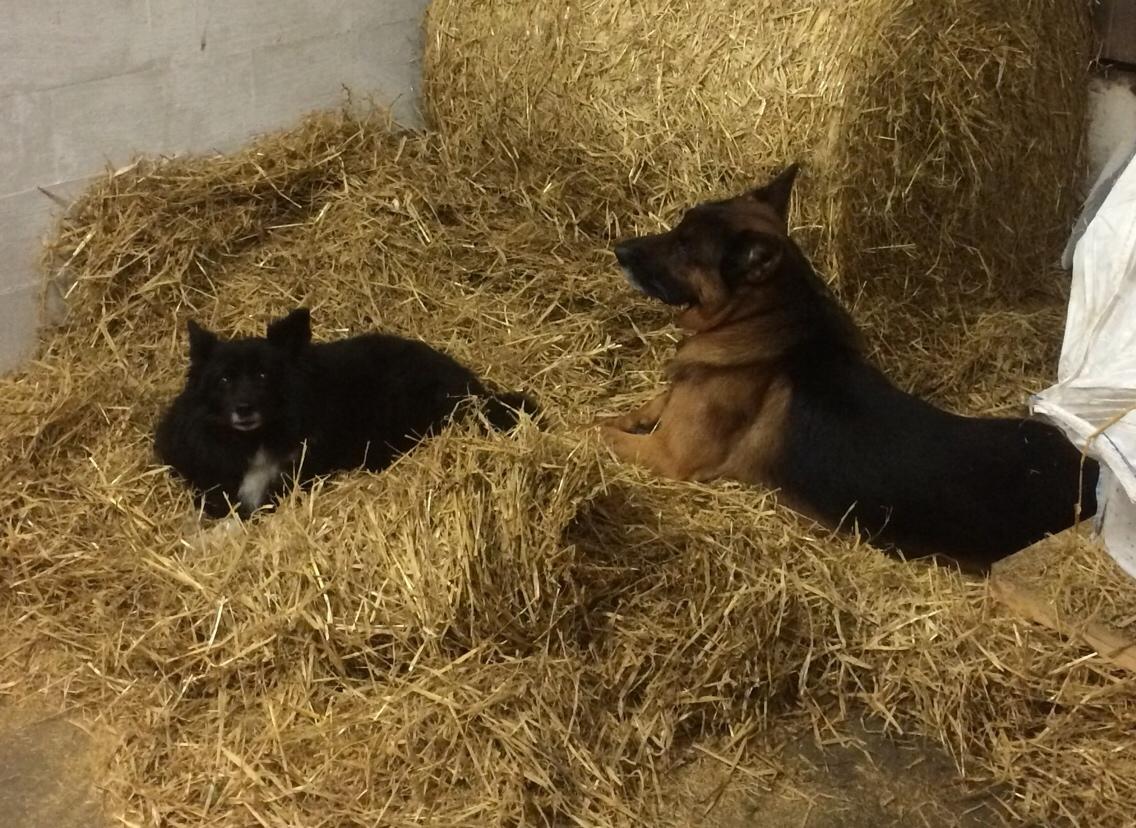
[600,166,1097,572]
[156,307,534,519]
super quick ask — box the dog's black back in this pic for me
[771,252,1097,571]
[293,333,500,474]
[156,308,533,518]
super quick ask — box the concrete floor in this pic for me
[0,705,105,828]
[0,706,1001,827]
[669,720,1005,828]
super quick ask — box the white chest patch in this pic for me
[237,448,282,512]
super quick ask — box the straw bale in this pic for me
[425,0,1090,308]
[2,108,1135,825]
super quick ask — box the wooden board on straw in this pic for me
[992,525,1136,672]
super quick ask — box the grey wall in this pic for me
[0,0,427,372]
[1089,71,1136,183]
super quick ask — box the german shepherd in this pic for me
[600,165,1097,572]
[156,307,535,519]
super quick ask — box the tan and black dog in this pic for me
[599,165,1098,571]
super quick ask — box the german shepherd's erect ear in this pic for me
[186,319,218,365]
[750,163,800,222]
[722,230,785,285]
[266,307,312,356]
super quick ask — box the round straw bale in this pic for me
[425,0,1090,303]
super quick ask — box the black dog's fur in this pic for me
[155,308,534,518]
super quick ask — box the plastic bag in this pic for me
[1032,142,1136,577]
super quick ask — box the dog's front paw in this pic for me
[591,413,624,429]
[183,514,244,553]
[598,423,624,446]
[594,412,658,434]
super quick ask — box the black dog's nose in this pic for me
[613,241,635,266]
[234,403,255,417]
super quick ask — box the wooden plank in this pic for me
[990,575,1136,672]
[990,527,1136,672]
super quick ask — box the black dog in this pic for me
[156,308,534,518]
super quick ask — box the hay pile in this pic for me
[3,1,1135,824]
[426,0,1089,315]
[0,110,1133,826]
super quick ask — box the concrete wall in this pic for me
[1088,71,1136,183]
[0,0,427,372]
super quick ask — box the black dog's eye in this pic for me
[219,375,231,385]
[256,372,266,381]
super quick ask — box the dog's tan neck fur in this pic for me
[669,243,866,381]
[668,309,789,379]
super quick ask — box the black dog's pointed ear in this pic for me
[751,163,800,220]
[724,230,785,282]
[186,320,217,364]
[266,307,312,354]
